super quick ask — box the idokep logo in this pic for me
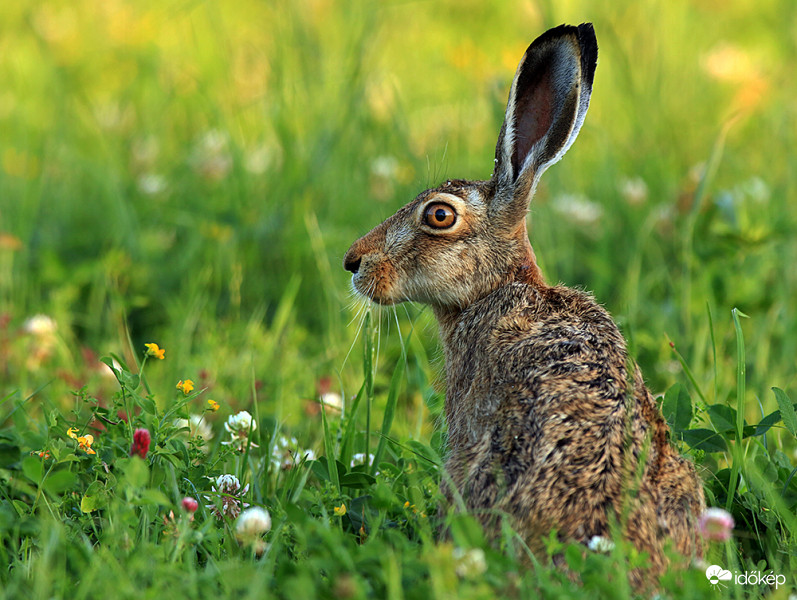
[705,564,787,590]
[705,565,733,588]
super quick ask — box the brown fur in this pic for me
[343,24,704,585]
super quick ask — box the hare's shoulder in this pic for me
[461,283,627,359]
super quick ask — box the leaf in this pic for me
[100,356,140,390]
[21,456,43,484]
[403,440,442,467]
[565,544,585,571]
[136,394,158,416]
[0,443,21,468]
[680,428,728,453]
[137,489,171,506]
[43,470,77,495]
[120,457,149,489]
[448,514,486,549]
[311,458,329,481]
[753,409,783,437]
[706,404,738,433]
[662,383,692,433]
[773,388,797,436]
[81,481,109,513]
[340,472,377,490]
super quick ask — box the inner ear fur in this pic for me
[492,24,597,218]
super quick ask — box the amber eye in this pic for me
[423,203,457,229]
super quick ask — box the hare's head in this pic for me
[344,24,597,311]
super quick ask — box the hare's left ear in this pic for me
[491,23,597,220]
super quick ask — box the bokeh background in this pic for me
[1,0,795,443]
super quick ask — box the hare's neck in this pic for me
[513,226,545,287]
[433,307,482,447]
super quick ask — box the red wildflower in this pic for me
[130,428,151,459]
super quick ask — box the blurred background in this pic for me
[1,0,795,443]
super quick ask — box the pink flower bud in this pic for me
[698,507,734,542]
[182,496,199,512]
[130,428,151,459]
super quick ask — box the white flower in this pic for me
[175,415,213,441]
[320,391,343,413]
[190,129,232,181]
[350,453,374,467]
[206,474,250,519]
[270,435,314,470]
[698,507,734,542]
[587,535,615,553]
[619,176,648,206]
[222,410,258,452]
[370,155,399,179]
[23,314,57,337]
[553,193,603,226]
[235,506,271,556]
[236,506,272,540]
[453,547,487,578]
[225,410,256,434]
[137,174,167,196]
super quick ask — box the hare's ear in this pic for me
[492,23,597,218]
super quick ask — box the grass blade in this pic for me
[726,308,748,511]
[371,335,409,475]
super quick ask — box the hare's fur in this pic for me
[344,24,704,581]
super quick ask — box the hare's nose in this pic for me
[343,254,362,274]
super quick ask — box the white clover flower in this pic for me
[190,129,232,181]
[587,535,615,553]
[370,155,399,179]
[350,453,374,468]
[225,410,256,435]
[453,547,487,578]
[175,415,213,446]
[270,435,314,470]
[235,506,271,556]
[619,176,648,206]
[698,507,734,542]
[205,474,250,520]
[235,506,272,540]
[222,410,258,452]
[23,314,57,337]
[137,174,167,196]
[553,193,603,226]
[320,391,343,413]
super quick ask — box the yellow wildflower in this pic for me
[176,379,195,395]
[144,343,165,360]
[208,399,220,412]
[77,434,96,455]
[68,428,96,454]
[333,503,347,517]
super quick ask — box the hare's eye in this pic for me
[424,203,456,229]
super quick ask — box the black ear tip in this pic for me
[576,23,598,84]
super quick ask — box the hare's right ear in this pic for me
[491,23,597,222]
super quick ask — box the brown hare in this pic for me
[343,23,704,582]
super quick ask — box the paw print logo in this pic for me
[705,564,733,589]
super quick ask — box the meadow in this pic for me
[1,0,796,597]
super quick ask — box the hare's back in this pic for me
[478,283,631,396]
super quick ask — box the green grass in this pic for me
[1,0,796,597]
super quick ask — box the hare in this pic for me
[343,23,704,581]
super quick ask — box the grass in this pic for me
[1,0,796,597]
